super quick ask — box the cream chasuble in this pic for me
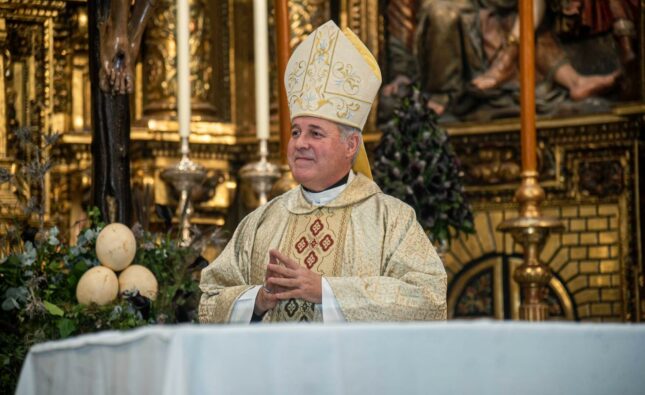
[199,174,448,323]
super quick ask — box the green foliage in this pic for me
[0,212,201,394]
[8,125,61,232]
[373,86,474,244]
[0,126,205,393]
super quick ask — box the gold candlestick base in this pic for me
[497,171,564,321]
[161,155,206,246]
[240,139,281,208]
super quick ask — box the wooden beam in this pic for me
[275,0,291,165]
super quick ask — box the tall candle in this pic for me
[519,0,536,172]
[176,0,191,149]
[254,0,270,140]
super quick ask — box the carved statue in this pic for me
[98,0,156,95]
[88,0,157,224]
[551,0,637,64]
[471,0,636,90]
[380,0,633,122]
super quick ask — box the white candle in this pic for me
[253,0,270,140]
[176,0,191,148]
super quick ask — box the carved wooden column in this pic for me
[275,0,290,165]
[269,0,298,196]
[497,0,564,321]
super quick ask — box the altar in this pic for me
[16,322,645,395]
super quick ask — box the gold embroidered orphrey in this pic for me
[268,206,351,322]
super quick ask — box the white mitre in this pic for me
[284,20,382,178]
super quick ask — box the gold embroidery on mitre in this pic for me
[268,206,351,322]
[284,20,381,131]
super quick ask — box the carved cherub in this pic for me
[98,0,157,95]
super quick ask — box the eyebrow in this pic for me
[308,125,325,132]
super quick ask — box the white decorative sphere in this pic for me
[118,265,158,300]
[95,223,136,272]
[76,266,119,305]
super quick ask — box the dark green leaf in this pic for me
[57,318,76,338]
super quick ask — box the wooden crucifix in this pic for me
[87,0,156,225]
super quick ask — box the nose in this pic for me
[294,134,310,150]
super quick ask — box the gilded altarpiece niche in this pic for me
[142,0,216,119]
[0,2,66,225]
[448,253,575,320]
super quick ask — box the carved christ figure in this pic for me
[98,0,157,95]
[88,0,157,225]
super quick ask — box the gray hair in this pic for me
[337,123,362,163]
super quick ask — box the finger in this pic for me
[118,70,126,94]
[274,290,300,300]
[262,284,281,298]
[261,282,274,293]
[269,252,278,266]
[114,73,121,94]
[266,264,284,276]
[267,277,299,288]
[266,263,294,278]
[269,250,299,270]
[264,284,288,294]
[100,76,109,92]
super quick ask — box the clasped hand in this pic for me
[254,250,322,316]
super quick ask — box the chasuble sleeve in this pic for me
[326,204,447,322]
[199,214,256,324]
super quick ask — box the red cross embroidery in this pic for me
[320,234,334,251]
[310,219,323,236]
[295,237,309,254]
[304,251,318,269]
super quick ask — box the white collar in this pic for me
[302,171,355,206]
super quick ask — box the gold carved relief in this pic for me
[287,0,329,48]
[337,0,379,134]
[142,0,216,119]
[70,7,90,132]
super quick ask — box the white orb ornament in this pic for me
[96,223,136,272]
[76,266,119,305]
[118,265,158,300]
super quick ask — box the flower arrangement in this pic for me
[373,86,474,245]
[0,126,212,393]
[0,207,206,393]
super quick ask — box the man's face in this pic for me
[287,116,357,192]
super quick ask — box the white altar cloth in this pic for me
[15,321,645,395]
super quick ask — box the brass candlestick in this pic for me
[497,0,564,321]
[498,171,564,320]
